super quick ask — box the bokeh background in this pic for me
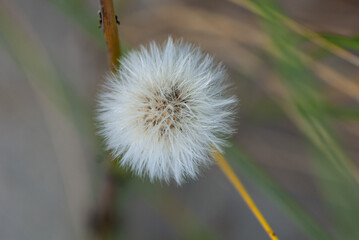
[1,0,359,239]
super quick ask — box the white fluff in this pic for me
[97,37,237,184]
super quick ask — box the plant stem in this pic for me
[90,0,121,239]
[212,151,279,240]
[100,0,120,70]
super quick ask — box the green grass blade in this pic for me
[321,34,359,51]
[245,0,359,238]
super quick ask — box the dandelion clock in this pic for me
[97,37,237,184]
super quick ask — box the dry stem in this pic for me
[90,0,121,239]
[213,151,279,240]
[100,0,120,70]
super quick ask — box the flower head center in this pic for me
[142,87,189,135]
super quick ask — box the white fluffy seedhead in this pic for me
[97,37,237,184]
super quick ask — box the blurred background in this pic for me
[1,0,359,239]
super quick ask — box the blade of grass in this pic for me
[225,144,333,240]
[229,0,359,68]
[246,0,359,238]
[321,34,359,51]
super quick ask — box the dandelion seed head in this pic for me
[97,37,237,184]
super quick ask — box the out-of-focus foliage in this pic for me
[1,0,359,239]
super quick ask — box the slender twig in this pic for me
[212,151,279,240]
[90,0,121,238]
[100,0,120,70]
